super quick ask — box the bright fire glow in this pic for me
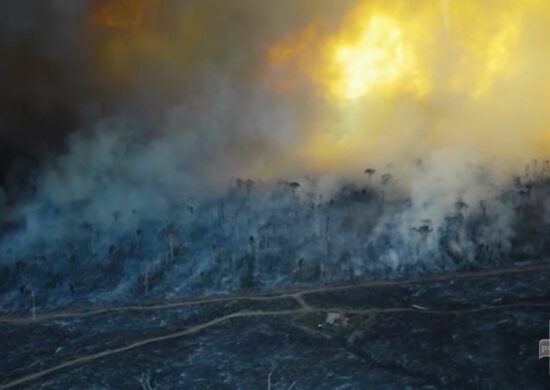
[332,15,409,99]
[263,0,530,101]
[262,0,550,176]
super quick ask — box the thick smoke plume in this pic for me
[1,1,550,309]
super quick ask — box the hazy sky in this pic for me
[1,0,550,187]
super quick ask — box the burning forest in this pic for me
[1,1,550,389]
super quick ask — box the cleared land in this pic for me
[1,262,549,389]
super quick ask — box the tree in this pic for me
[112,210,121,222]
[381,173,393,186]
[455,199,469,212]
[479,200,488,220]
[322,215,331,282]
[162,225,178,262]
[80,221,96,251]
[412,224,433,240]
[287,181,300,196]
[364,168,376,183]
[144,268,149,296]
[241,236,256,289]
[245,179,255,197]
[31,291,36,321]
[135,228,143,252]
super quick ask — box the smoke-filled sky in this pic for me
[1,0,550,194]
[3,0,550,306]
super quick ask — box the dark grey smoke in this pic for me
[1,1,549,312]
[0,0,352,183]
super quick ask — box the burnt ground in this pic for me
[0,263,549,389]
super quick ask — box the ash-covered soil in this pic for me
[1,263,549,389]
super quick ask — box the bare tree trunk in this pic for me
[267,368,274,390]
[323,215,330,282]
[145,270,149,296]
[135,231,141,252]
[169,235,174,262]
[31,291,36,321]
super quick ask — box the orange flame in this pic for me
[260,0,550,176]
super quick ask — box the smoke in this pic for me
[0,0,350,219]
[0,0,549,304]
[4,1,548,183]
[262,0,550,177]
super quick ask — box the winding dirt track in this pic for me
[1,262,549,389]
[1,261,549,325]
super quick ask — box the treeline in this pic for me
[1,162,549,311]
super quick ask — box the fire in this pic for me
[330,15,410,99]
[261,0,550,176]
[265,0,525,101]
